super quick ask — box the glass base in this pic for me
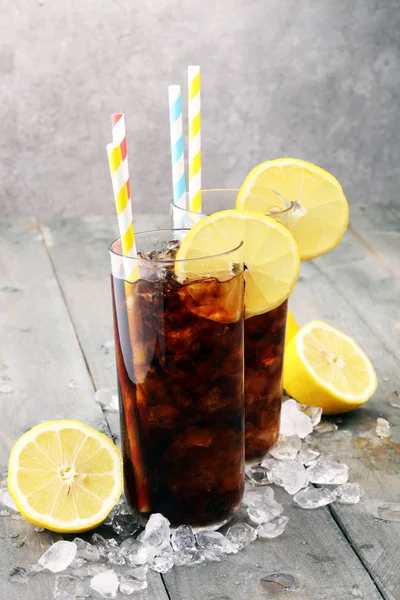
[189,515,233,533]
[131,511,235,533]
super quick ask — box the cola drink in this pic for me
[110,234,245,528]
[244,300,288,462]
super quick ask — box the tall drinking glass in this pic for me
[110,229,245,528]
[172,191,294,463]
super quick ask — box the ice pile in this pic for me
[94,388,119,412]
[246,398,363,511]
[28,514,262,596]
[7,397,364,596]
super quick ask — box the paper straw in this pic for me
[168,85,186,209]
[107,130,150,512]
[111,113,131,201]
[188,65,201,212]
[107,142,137,283]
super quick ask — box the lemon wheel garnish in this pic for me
[8,420,123,533]
[175,210,300,318]
[283,320,378,414]
[236,158,349,260]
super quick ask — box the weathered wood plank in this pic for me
[310,227,400,365]
[350,203,400,233]
[164,493,382,600]
[44,216,383,600]
[350,203,400,275]
[290,252,400,600]
[0,220,169,600]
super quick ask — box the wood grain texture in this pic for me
[310,228,400,365]
[0,220,169,600]
[290,252,400,600]
[43,215,385,600]
[164,493,382,600]
[350,203,400,275]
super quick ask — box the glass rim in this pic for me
[109,228,244,264]
[171,188,295,218]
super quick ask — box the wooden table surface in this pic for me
[1,204,399,600]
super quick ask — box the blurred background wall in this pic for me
[1,0,399,218]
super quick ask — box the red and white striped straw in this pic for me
[111,113,131,202]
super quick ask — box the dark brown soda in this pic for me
[112,271,245,527]
[244,300,288,462]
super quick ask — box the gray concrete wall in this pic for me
[1,0,399,218]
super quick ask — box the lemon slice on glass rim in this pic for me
[236,158,349,260]
[175,209,300,318]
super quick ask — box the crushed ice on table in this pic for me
[225,522,257,549]
[335,482,364,504]
[294,486,338,509]
[90,569,119,598]
[242,485,274,508]
[269,434,301,461]
[171,524,196,551]
[95,388,119,412]
[247,495,284,525]
[107,548,126,565]
[376,417,391,439]
[119,539,157,566]
[68,556,87,569]
[0,508,10,517]
[173,548,205,566]
[265,458,309,495]
[307,456,349,485]
[200,548,226,562]
[111,513,142,538]
[119,573,148,594]
[90,534,118,558]
[298,446,320,466]
[70,563,109,578]
[280,399,313,438]
[150,554,175,573]
[196,531,238,554]
[54,574,91,598]
[0,488,18,512]
[257,515,289,539]
[38,541,77,573]
[300,405,322,427]
[245,464,270,485]
[28,563,45,575]
[7,398,364,588]
[73,537,101,562]
[138,513,170,547]
[313,421,338,434]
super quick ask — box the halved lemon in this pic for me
[236,158,349,260]
[285,310,300,347]
[8,421,123,533]
[283,321,378,414]
[175,210,300,318]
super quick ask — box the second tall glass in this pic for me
[172,191,294,463]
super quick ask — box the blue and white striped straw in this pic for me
[168,85,187,209]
